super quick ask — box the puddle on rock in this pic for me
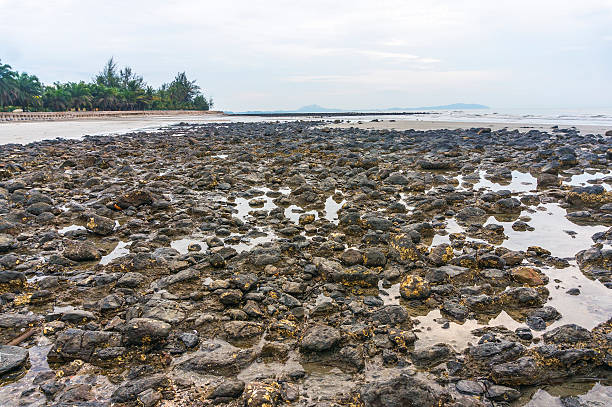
[430,203,606,259]
[323,194,346,224]
[285,205,318,224]
[58,224,86,235]
[430,218,467,246]
[519,381,612,407]
[542,262,612,331]
[0,340,52,407]
[563,170,612,191]
[227,228,278,253]
[407,260,612,353]
[300,363,357,403]
[171,237,208,254]
[99,241,131,265]
[233,187,289,222]
[457,170,537,193]
[413,309,523,351]
[484,203,607,258]
[378,281,400,306]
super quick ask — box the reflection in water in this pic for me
[413,309,522,351]
[324,194,346,224]
[563,170,612,191]
[431,218,466,246]
[284,205,318,224]
[542,262,612,331]
[233,187,289,222]
[484,203,607,258]
[457,170,537,193]
[228,228,278,253]
[430,203,606,259]
[171,237,208,254]
[58,224,86,235]
[99,241,131,265]
[0,341,52,406]
[521,382,612,407]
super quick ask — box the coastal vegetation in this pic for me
[0,58,213,112]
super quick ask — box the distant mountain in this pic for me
[230,103,488,114]
[295,104,343,113]
[384,103,489,111]
[231,104,342,114]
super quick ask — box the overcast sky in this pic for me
[1,0,611,111]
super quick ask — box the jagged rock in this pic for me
[63,240,101,262]
[360,371,450,406]
[48,328,122,362]
[124,318,171,345]
[175,340,257,375]
[116,190,154,209]
[111,374,169,403]
[399,275,430,300]
[300,324,341,352]
[84,213,116,235]
[411,343,454,367]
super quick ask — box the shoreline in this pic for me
[0,110,223,123]
[228,111,429,117]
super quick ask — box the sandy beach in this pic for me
[0,113,228,144]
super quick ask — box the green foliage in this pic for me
[0,57,213,112]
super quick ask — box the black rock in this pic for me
[300,324,341,352]
[455,379,484,395]
[526,316,546,331]
[515,327,533,340]
[360,372,450,407]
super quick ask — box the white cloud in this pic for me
[284,69,502,87]
[0,0,610,110]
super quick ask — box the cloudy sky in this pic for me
[1,0,611,111]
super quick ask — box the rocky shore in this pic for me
[0,121,611,406]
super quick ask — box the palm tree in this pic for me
[43,84,71,111]
[94,86,120,110]
[67,82,92,110]
[14,72,42,110]
[0,60,18,107]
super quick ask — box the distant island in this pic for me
[232,103,489,114]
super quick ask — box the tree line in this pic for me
[0,57,213,112]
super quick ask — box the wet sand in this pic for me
[0,114,228,144]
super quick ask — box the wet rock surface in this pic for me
[0,345,29,375]
[0,120,611,406]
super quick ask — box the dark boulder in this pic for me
[360,372,449,407]
[300,324,341,352]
